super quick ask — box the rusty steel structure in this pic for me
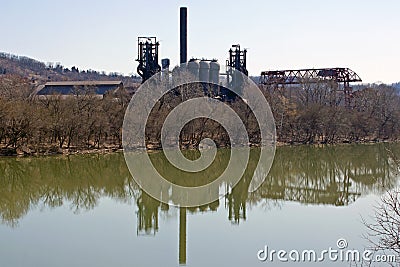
[134,6,363,108]
[226,44,248,75]
[259,68,362,106]
[136,37,161,83]
[259,68,362,85]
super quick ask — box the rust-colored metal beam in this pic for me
[259,68,362,85]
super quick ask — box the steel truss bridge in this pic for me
[259,68,362,106]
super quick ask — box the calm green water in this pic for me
[0,144,399,267]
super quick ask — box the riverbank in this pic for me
[0,146,123,157]
[0,139,396,157]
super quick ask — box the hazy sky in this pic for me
[1,0,399,83]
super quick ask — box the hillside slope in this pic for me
[0,52,140,86]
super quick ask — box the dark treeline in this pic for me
[145,80,400,147]
[143,82,261,149]
[1,74,400,154]
[262,81,400,144]
[0,75,129,154]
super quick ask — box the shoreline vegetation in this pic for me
[0,139,397,158]
[1,71,400,157]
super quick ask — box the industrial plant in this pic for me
[133,7,363,265]
[136,7,362,105]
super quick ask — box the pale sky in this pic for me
[1,0,399,83]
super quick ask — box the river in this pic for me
[0,144,399,266]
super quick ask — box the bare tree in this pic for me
[362,188,400,266]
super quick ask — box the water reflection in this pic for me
[0,154,137,227]
[0,144,399,264]
[263,144,397,203]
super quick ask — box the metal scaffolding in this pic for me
[136,37,161,83]
[259,68,362,107]
[226,44,248,75]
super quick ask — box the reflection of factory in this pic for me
[0,145,397,265]
[134,144,398,265]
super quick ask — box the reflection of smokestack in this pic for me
[179,207,187,265]
[180,7,187,64]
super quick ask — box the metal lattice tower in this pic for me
[227,44,248,75]
[136,37,161,83]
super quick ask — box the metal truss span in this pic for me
[259,68,362,85]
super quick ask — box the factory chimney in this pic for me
[180,7,187,64]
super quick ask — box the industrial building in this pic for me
[135,6,362,106]
[133,7,365,265]
[32,80,125,99]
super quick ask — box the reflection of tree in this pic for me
[226,178,248,224]
[1,144,400,265]
[223,144,392,222]
[0,153,135,226]
[137,141,400,264]
[347,144,398,192]
[0,159,40,226]
[136,192,160,235]
[224,148,259,224]
[251,144,399,209]
[1,144,399,228]
[220,144,400,226]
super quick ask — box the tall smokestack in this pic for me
[180,7,187,64]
